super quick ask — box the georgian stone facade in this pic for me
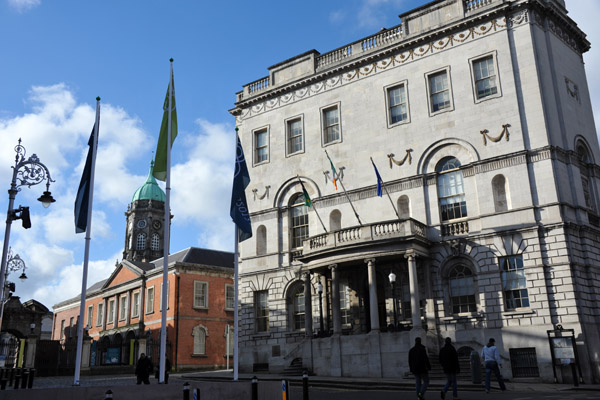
[230,0,600,382]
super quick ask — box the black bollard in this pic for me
[8,368,14,386]
[27,368,35,389]
[105,389,113,399]
[303,370,309,400]
[21,370,28,389]
[183,382,190,400]
[251,376,258,400]
[0,379,6,390]
[193,387,200,400]
[13,373,20,390]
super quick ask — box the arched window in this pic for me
[437,157,467,221]
[398,195,410,219]
[329,210,341,231]
[137,233,146,250]
[151,233,160,251]
[577,144,596,211]
[256,225,267,256]
[290,194,309,249]
[492,175,508,212]
[448,264,476,314]
[287,282,305,331]
[192,325,207,355]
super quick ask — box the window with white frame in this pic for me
[255,290,269,333]
[448,264,476,314]
[471,54,499,100]
[436,157,467,221]
[286,117,304,155]
[96,303,104,326]
[500,255,530,310]
[386,82,409,125]
[254,128,269,165]
[340,282,351,325]
[288,283,305,331]
[151,233,160,251]
[192,325,207,355]
[322,104,341,145]
[107,299,115,324]
[225,284,235,310]
[146,286,155,314]
[160,282,170,311]
[60,320,65,340]
[86,305,93,328]
[119,294,128,321]
[137,233,146,250]
[132,291,140,318]
[427,69,452,113]
[290,194,309,249]
[194,281,208,309]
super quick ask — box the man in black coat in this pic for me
[409,337,431,400]
[439,337,460,399]
[135,353,153,385]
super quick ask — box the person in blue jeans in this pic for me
[480,338,507,393]
[439,337,460,399]
[409,337,431,400]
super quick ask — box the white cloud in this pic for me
[7,0,40,13]
[357,0,406,29]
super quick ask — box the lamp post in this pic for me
[317,282,324,336]
[0,248,27,333]
[0,139,54,331]
[388,271,398,328]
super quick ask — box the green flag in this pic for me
[153,67,177,181]
[299,179,312,208]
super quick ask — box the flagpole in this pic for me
[159,59,174,384]
[370,157,400,219]
[233,228,240,381]
[296,176,327,233]
[324,150,362,226]
[73,97,100,386]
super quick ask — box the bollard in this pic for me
[0,379,7,390]
[13,373,20,390]
[183,382,190,400]
[281,379,289,400]
[303,369,309,400]
[105,389,113,399]
[21,370,28,389]
[8,368,14,386]
[27,368,35,389]
[251,376,258,400]
[193,387,200,400]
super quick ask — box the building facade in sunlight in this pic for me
[52,165,235,371]
[230,0,600,383]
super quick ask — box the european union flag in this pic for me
[74,125,96,233]
[230,133,252,242]
[371,158,383,197]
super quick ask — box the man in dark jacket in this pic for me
[409,337,431,400]
[439,337,460,399]
[135,353,153,385]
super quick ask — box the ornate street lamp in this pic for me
[1,248,27,332]
[317,282,324,336]
[388,271,398,328]
[0,139,54,330]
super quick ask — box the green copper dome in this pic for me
[132,161,166,203]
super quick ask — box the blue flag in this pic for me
[371,158,383,197]
[230,134,252,242]
[74,125,96,233]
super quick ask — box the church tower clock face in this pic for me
[153,220,162,230]
[137,219,147,229]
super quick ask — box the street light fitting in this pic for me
[19,271,27,281]
[37,190,56,208]
[317,283,323,294]
[388,271,396,284]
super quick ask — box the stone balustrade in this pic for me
[440,220,469,236]
[464,0,494,13]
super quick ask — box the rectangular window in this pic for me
[60,320,65,340]
[500,255,530,310]
[119,295,128,321]
[473,55,498,99]
[225,284,235,310]
[132,291,140,318]
[107,299,115,324]
[160,282,170,311]
[254,128,268,165]
[255,290,269,332]
[322,105,341,145]
[87,305,93,329]
[286,117,304,155]
[340,282,351,325]
[428,70,451,113]
[96,303,104,326]
[387,83,409,125]
[69,317,74,338]
[194,281,208,309]
[146,286,155,314]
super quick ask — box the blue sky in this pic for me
[0,0,598,310]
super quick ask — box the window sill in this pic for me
[429,107,454,117]
[225,308,234,312]
[252,332,270,339]
[474,92,502,104]
[193,306,209,311]
[440,312,483,321]
[503,309,534,317]
[191,354,208,358]
[387,119,411,129]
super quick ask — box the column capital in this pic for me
[364,258,376,265]
[302,271,311,280]
[404,250,417,261]
[328,264,338,271]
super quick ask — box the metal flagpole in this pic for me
[296,176,327,233]
[73,97,100,386]
[233,228,239,381]
[159,59,174,384]
[370,157,400,219]
[324,150,362,226]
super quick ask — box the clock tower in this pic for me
[123,161,168,262]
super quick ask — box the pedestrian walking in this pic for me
[481,338,507,393]
[409,337,431,400]
[155,356,172,383]
[439,337,460,399]
[135,353,153,385]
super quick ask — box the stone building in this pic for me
[229,0,600,382]
[51,163,235,371]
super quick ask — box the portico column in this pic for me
[365,258,380,333]
[406,251,424,337]
[303,272,313,337]
[329,264,342,335]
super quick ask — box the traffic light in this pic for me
[20,207,31,229]
[6,282,16,293]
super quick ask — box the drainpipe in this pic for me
[174,272,180,370]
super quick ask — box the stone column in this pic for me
[24,336,37,368]
[304,272,313,337]
[330,264,342,335]
[365,258,380,333]
[406,251,425,339]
